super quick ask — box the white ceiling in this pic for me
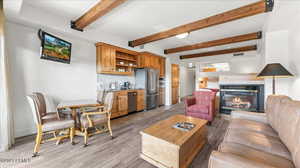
[6,0,269,58]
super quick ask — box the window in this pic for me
[200,62,230,72]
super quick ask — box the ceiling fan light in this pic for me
[176,32,189,39]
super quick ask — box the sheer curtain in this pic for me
[0,3,14,152]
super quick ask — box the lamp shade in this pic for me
[257,63,293,77]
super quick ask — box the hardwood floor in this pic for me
[0,103,229,168]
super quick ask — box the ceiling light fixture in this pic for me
[176,32,189,39]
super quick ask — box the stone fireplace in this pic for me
[220,84,264,114]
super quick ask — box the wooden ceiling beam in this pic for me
[164,31,262,54]
[71,0,127,31]
[180,45,257,59]
[128,0,274,47]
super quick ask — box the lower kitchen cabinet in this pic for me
[111,94,119,119]
[137,90,145,111]
[117,91,128,116]
[110,89,145,119]
[111,91,128,119]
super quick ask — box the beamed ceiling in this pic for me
[5,0,273,59]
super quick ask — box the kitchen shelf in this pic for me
[116,56,136,62]
[116,64,137,68]
[95,42,139,76]
[100,71,134,76]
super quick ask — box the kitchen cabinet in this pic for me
[110,89,145,119]
[95,42,139,75]
[151,55,160,70]
[138,52,149,68]
[137,90,145,111]
[138,52,165,78]
[110,91,128,119]
[96,44,116,73]
[117,91,128,116]
[111,93,119,119]
[159,57,166,78]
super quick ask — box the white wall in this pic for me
[263,30,291,96]
[194,53,261,91]
[6,21,97,137]
[261,1,300,99]
[165,57,172,105]
[0,3,9,151]
[6,20,170,137]
[288,21,300,100]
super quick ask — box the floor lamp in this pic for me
[257,63,293,95]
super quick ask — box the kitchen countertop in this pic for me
[105,89,145,92]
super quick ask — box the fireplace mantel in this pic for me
[219,74,264,85]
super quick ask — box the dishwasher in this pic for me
[128,91,137,113]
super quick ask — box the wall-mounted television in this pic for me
[39,29,72,64]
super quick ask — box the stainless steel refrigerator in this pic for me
[135,68,159,110]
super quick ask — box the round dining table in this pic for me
[57,99,104,136]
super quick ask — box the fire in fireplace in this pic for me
[220,85,264,114]
[231,97,251,109]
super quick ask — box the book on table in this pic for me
[172,122,195,131]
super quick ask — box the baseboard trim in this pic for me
[15,127,36,138]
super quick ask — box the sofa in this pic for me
[209,95,300,168]
[184,91,218,123]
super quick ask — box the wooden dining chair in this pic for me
[27,93,75,157]
[81,90,107,113]
[80,92,114,147]
[97,90,106,103]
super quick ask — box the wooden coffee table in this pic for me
[140,115,207,168]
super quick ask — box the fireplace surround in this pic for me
[220,84,264,114]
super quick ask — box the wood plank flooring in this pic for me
[0,103,229,168]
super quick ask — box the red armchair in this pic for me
[184,91,218,124]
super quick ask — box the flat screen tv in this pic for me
[39,30,72,64]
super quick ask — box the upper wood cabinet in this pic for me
[138,52,157,69]
[95,42,139,75]
[138,52,165,78]
[95,43,166,77]
[96,44,116,73]
[159,57,166,78]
